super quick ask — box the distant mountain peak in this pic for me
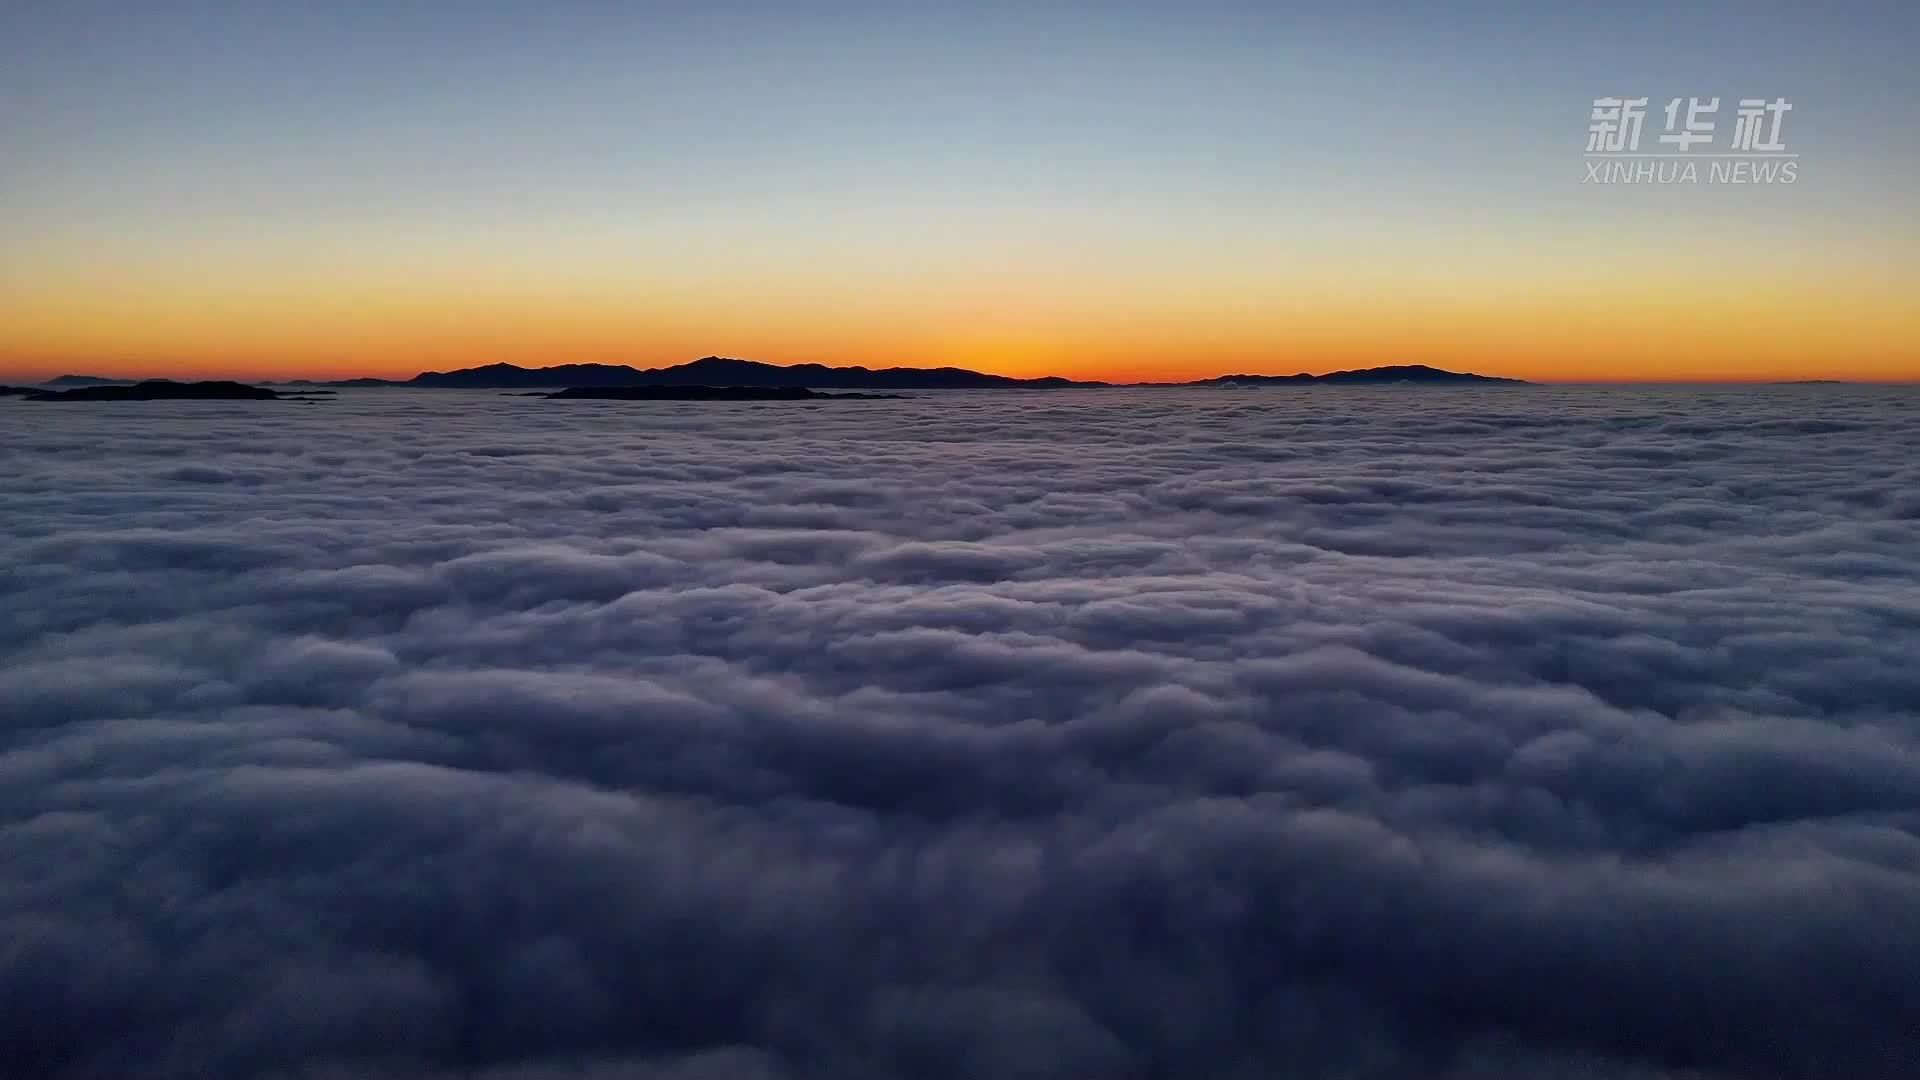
[42,374,136,387]
[25,379,284,402]
[298,357,1526,390]
[404,356,1112,390]
[1188,365,1527,387]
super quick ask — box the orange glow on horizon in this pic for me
[3,244,1915,385]
[5,346,1917,386]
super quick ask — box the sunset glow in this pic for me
[4,4,1916,384]
[8,6,1920,1077]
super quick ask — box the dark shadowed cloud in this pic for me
[2,386,1919,1078]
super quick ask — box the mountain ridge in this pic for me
[23,379,287,402]
[1188,364,1529,386]
[406,356,1103,390]
[33,358,1531,390]
[297,357,1528,389]
[42,374,138,387]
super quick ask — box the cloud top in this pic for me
[3,387,1919,1079]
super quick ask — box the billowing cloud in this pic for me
[2,386,1918,1079]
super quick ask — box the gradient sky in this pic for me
[3,0,1916,383]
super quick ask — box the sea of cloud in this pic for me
[2,385,1918,1079]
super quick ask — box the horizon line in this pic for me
[9,356,1917,389]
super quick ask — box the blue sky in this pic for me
[2,1,1915,380]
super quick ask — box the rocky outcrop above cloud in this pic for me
[409,356,1103,389]
[313,357,1525,390]
[39,373,137,386]
[1188,363,1528,385]
[25,379,284,401]
[545,385,902,401]
[1,385,1917,1079]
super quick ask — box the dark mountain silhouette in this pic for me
[0,386,37,397]
[43,359,1530,392]
[27,380,285,402]
[545,386,901,401]
[317,357,1525,389]
[42,375,136,387]
[402,357,1103,390]
[1186,364,1528,386]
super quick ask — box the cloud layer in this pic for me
[3,386,1919,1079]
